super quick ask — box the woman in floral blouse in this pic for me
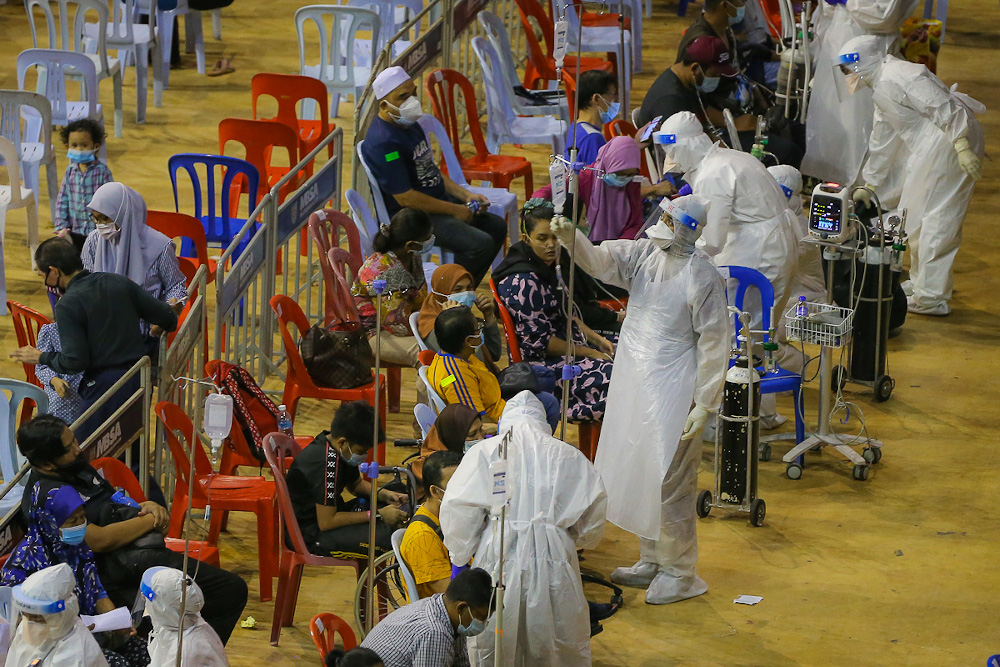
[353,208,434,367]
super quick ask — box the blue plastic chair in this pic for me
[0,379,49,484]
[722,265,806,450]
[168,153,260,257]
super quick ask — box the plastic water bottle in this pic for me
[795,295,809,318]
[277,404,293,436]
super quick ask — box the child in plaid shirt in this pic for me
[55,119,113,250]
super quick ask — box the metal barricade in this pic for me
[0,357,153,557]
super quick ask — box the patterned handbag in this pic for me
[299,322,374,389]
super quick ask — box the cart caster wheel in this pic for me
[786,463,803,480]
[749,498,766,527]
[696,489,712,518]
[611,594,624,608]
[874,375,893,402]
[862,446,882,464]
[831,365,847,393]
[852,464,870,481]
[758,442,772,462]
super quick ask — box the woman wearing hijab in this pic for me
[417,264,502,364]
[409,404,483,489]
[534,136,676,242]
[1,483,150,666]
[81,182,187,339]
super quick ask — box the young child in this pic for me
[55,119,113,251]
[33,322,85,425]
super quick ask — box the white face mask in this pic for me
[388,96,423,126]
[21,619,52,647]
[96,223,120,240]
[845,73,865,95]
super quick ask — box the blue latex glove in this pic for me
[451,564,470,580]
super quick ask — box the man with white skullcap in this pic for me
[360,66,507,285]
[551,195,729,605]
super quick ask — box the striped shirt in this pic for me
[55,162,114,235]
[427,352,505,423]
[360,594,470,667]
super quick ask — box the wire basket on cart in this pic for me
[785,302,854,348]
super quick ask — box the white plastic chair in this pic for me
[390,528,421,602]
[413,402,435,437]
[295,5,380,117]
[345,187,378,256]
[477,10,568,122]
[347,0,422,63]
[355,139,456,265]
[417,365,447,413]
[0,137,40,283]
[471,37,566,156]
[133,0,216,86]
[0,91,57,226]
[0,380,48,516]
[25,0,124,138]
[17,49,109,162]
[553,0,634,92]
[408,311,430,351]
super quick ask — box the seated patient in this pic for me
[410,404,483,490]
[399,450,464,599]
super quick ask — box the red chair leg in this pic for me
[207,507,224,544]
[523,171,534,200]
[282,563,305,626]
[387,367,401,413]
[167,490,187,539]
[256,502,276,602]
[270,555,290,645]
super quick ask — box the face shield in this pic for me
[135,567,205,632]
[833,35,883,102]
[648,195,710,251]
[13,564,79,647]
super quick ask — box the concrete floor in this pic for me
[0,0,998,664]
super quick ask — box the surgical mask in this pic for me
[388,97,423,126]
[472,331,485,350]
[697,76,720,94]
[67,149,95,164]
[411,234,436,256]
[96,223,120,240]
[457,606,487,637]
[602,173,633,188]
[59,521,88,545]
[728,2,745,24]
[599,98,620,124]
[342,447,368,467]
[464,438,484,452]
[845,73,864,95]
[447,290,476,308]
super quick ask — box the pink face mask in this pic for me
[96,223,120,241]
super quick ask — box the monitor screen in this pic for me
[810,195,843,234]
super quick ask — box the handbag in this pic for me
[299,322,374,389]
[497,362,540,400]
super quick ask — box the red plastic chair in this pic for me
[269,294,387,435]
[154,401,278,601]
[514,0,615,90]
[90,457,222,568]
[8,301,50,423]
[251,72,335,159]
[488,279,602,459]
[264,433,363,646]
[572,0,631,28]
[424,69,534,200]
[147,210,217,285]
[310,612,358,664]
[218,118,308,204]
[308,209,363,271]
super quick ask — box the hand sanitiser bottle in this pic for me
[204,393,234,464]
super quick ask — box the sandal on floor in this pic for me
[207,58,235,77]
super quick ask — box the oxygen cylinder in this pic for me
[718,358,760,505]
[850,243,893,381]
[776,48,806,116]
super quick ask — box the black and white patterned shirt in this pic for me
[360,594,470,667]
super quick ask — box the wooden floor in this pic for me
[1,0,999,664]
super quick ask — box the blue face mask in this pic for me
[448,290,477,308]
[60,521,88,545]
[602,173,633,188]
[599,99,620,124]
[457,606,487,637]
[67,149,95,164]
[412,234,436,256]
[342,446,368,467]
[728,3,745,24]
[697,76,721,94]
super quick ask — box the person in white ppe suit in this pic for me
[768,165,826,305]
[6,563,108,667]
[439,392,607,666]
[140,567,228,666]
[801,0,920,185]
[551,195,729,604]
[839,35,985,316]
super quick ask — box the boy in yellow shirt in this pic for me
[427,307,505,422]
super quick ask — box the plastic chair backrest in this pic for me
[0,380,48,481]
[390,527,421,602]
[168,153,260,246]
[154,401,215,487]
[250,73,330,149]
[218,118,300,199]
[478,11,523,92]
[355,140,392,226]
[91,456,147,502]
[0,91,53,166]
[720,265,775,339]
[605,118,636,139]
[7,301,51,389]
[347,0,422,50]
[407,311,429,352]
[15,49,99,129]
[345,188,377,256]
[146,210,210,283]
[270,294,326,392]
[105,0,141,50]
[416,113,468,188]
[489,278,523,363]
[262,432,312,556]
[309,612,358,660]
[425,69,491,162]
[513,0,555,67]
[417,366,447,413]
[327,247,363,322]
[471,37,516,136]
[0,138,27,207]
[308,208,362,268]
[26,0,110,73]
[294,5,380,89]
[413,403,435,437]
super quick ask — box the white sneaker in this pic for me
[645,571,708,605]
[906,297,949,316]
[759,413,788,430]
[610,561,659,588]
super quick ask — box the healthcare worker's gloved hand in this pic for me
[680,406,709,440]
[954,138,983,180]
[550,215,575,247]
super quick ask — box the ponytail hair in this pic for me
[372,207,433,254]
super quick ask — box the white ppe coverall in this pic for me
[145,568,229,666]
[861,55,985,313]
[5,563,108,667]
[440,392,607,666]
[567,228,729,601]
[801,0,918,185]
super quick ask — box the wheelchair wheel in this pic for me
[353,551,410,639]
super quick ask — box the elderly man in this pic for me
[360,66,507,284]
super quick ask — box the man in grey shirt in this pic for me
[361,568,493,667]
